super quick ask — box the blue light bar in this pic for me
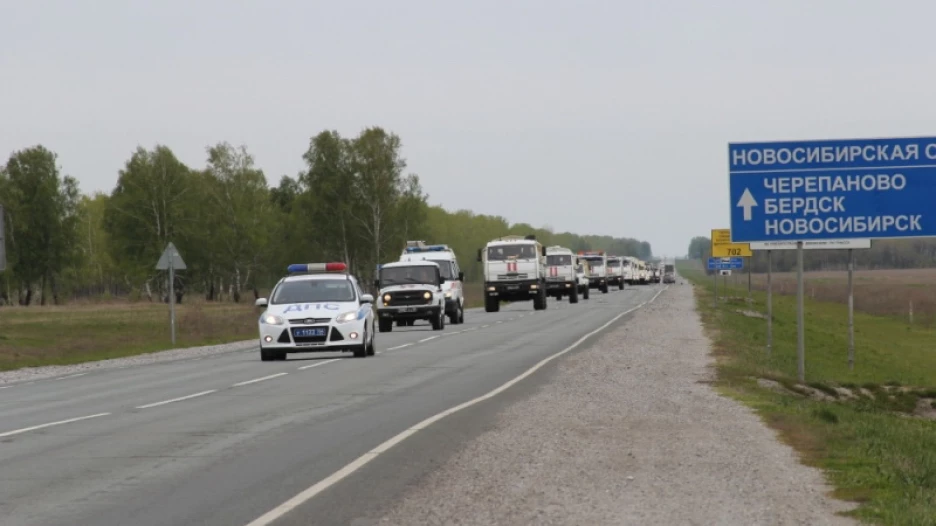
[287,262,347,274]
[405,244,449,253]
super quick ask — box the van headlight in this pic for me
[335,311,358,324]
[261,314,285,325]
[423,291,431,299]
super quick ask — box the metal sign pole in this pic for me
[847,248,854,370]
[169,255,176,345]
[767,250,772,355]
[747,255,752,301]
[796,241,805,383]
[713,266,718,306]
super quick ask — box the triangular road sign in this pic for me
[156,242,187,270]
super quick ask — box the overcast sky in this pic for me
[3,0,934,258]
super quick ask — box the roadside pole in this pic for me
[796,241,805,383]
[713,266,717,306]
[747,255,752,302]
[156,242,186,347]
[169,256,176,345]
[766,249,772,356]
[847,248,855,370]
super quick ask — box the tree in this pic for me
[687,236,710,259]
[0,145,80,305]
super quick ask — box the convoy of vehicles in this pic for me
[545,246,582,303]
[374,259,448,332]
[255,262,376,361]
[478,235,549,312]
[255,239,667,360]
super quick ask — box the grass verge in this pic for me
[0,301,258,372]
[678,262,936,525]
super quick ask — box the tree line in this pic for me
[0,127,654,306]
[686,235,936,272]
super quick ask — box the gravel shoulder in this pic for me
[0,340,256,385]
[378,284,858,525]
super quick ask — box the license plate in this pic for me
[294,327,326,337]
[507,285,519,290]
[400,307,415,312]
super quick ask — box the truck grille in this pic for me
[498,274,529,280]
[385,291,431,306]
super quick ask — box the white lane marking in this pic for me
[55,373,87,380]
[495,321,503,324]
[243,296,653,526]
[0,386,12,390]
[418,336,439,343]
[463,327,478,332]
[0,413,111,438]
[387,343,413,351]
[298,359,340,371]
[481,324,490,328]
[232,373,289,387]
[136,390,217,409]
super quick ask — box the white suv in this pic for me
[399,241,465,325]
[375,260,447,332]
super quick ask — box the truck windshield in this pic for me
[607,259,621,267]
[665,265,674,273]
[488,245,536,260]
[272,279,356,304]
[380,266,439,286]
[547,255,572,265]
[582,257,603,267]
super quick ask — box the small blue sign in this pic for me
[729,136,936,242]
[708,257,743,270]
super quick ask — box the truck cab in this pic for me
[606,256,625,290]
[578,251,609,293]
[478,235,548,312]
[545,245,580,303]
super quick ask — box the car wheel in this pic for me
[260,348,276,361]
[365,330,376,356]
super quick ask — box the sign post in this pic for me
[766,250,772,355]
[847,248,855,369]
[728,136,935,379]
[0,204,6,273]
[796,242,805,382]
[156,242,187,345]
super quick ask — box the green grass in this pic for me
[0,301,259,371]
[678,262,936,525]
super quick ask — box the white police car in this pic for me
[254,262,376,361]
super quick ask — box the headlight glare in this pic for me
[423,291,431,299]
[335,311,358,323]
[262,314,284,325]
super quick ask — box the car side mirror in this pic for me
[476,248,482,262]
[255,298,268,308]
[541,246,547,256]
[458,271,465,281]
[360,294,374,304]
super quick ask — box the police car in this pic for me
[254,262,376,361]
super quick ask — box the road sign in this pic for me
[156,242,187,270]
[707,257,743,270]
[729,136,936,242]
[749,239,872,250]
[0,204,6,272]
[711,228,752,257]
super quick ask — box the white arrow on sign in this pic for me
[737,188,758,221]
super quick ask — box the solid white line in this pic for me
[232,373,288,387]
[56,373,87,380]
[387,343,413,351]
[298,359,340,370]
[0,413,111,438]
[0,386,12,390]
[242,295,657,526]
[136,390,217,409]
[481,324,490,328]
[418,336,439,343]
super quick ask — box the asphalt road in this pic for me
[0,284,663,526]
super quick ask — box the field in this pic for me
[679,262,936,525]
[0,283,489,372]
[717,267,936,326]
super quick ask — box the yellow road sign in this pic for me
[711,228,752,257]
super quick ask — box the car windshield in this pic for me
[271,279,356,304]
[547,254,572,265]
[487,245,536,260]
[380,265,439,286]
[426,259,455,279]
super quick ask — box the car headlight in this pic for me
[423,291,431,300]
[261,314,285,325]
[444,291,452,298]
[383,294,391,303]
[335,311,358,324]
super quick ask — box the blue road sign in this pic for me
[708,257,743,270]
[729,136,936,242]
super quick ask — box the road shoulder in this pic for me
[373,283,857,525]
